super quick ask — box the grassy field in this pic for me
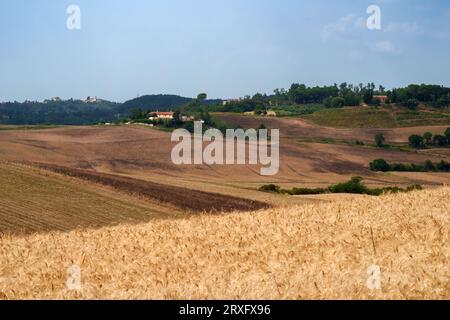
[271,104,324,117]
[302,106,450,128]
[0,186,448,299]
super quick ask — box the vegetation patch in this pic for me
[370,158,450,172]
[303,107,397,128]
[303,107,450,128]
[407,127,450,149]
[258,177,422,196]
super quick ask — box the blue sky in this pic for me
[0,0,449,102]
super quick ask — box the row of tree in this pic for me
[408,128,450,148]
[374,128,450,149]
[207,83,450,114]
[389,84,450,108]
[272,82,380,106]
[370,159,450,172]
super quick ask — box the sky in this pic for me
[0,0,450,102]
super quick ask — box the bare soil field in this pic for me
[1,187,448,299]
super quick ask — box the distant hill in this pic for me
[121,94,223,113]
[0,99,122,125]
[121,95,194,113]
[0,94,224,125]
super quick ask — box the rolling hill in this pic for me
[0,186,448,299]
[0,118,448,300]
[120,94,193,112]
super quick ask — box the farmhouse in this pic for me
[373,95,388,104]
[85,96,102,103]
[149,111,174,120]
[223,98,243,106]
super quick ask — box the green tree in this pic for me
[433,134,447,146]
[331,97,345,108]
[424,160,436,171]
[445,127,450,144]
[197,93,207,103]
[370,159,390,172]
[423,132,433,145]
[375,133,386,147]
[409,134,424,148]
[323,97,333,108]
[404,99,419,110]
[171,110,182,126]
[130,108,145,120]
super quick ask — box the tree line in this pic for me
[1,83,449,125]
[374,128,450,149]
[203,83,450,114]
[408,128,450,148]
[370,159,450,172]
[259,176,422,196]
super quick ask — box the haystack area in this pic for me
[1,187,448,300]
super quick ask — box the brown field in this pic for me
[0,187,448,299]
[0,120,449,232]
[0,123,449,194]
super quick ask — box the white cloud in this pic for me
[322,14,365,41]
[384,22,424,36]
[373,40,401,54]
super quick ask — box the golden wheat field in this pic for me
[0,187,448,300]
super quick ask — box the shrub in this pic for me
[406,184,423,192]
[404,99,419,110]
[258,184,281,193]
[409,134,424,148]
[331,97,345,108]
[374,133,386,147]
[424,160,436,171]
[433,134,447,146]
[436,160,450,172]
[328,176,369,194]
[370,159,390,172]
[445,128,450,143]
[423,132,433,145]
[259,178,424,197]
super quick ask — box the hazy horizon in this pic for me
[1,0,450,102]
